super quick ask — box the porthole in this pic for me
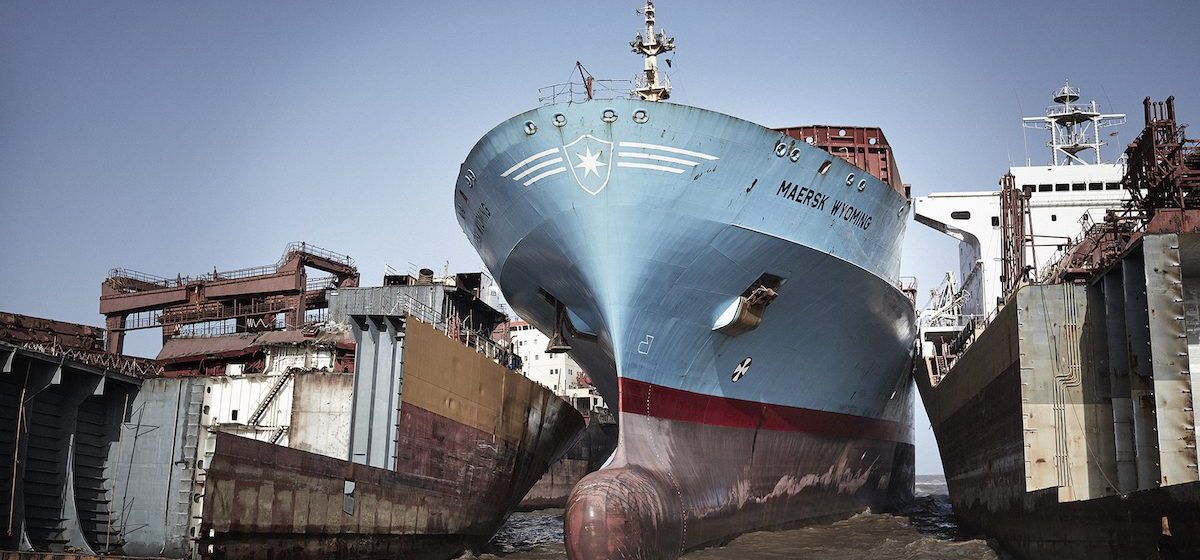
[632,109,649,124]
[857,179,867,192]
[838,129,847,136]
[845,172,856,186]
[868,137,878,145]
[789,148,802,162]
[601,108,618,123]
[552,113,567,127]
[523,121,537,135]
[817,160,832,175]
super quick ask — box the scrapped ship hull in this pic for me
[915,283,1200,559]
[520,418,618,510]
[198,320,584,560]
[456,99,917,558]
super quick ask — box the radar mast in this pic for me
[1021,81,1126,165]
[631,1,674,102]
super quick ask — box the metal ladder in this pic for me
[247,371,294,427]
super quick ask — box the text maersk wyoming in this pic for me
[454,3,917,558]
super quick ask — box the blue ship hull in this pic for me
[455,99,917,559]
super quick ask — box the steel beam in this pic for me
[1102,270,1138,492]
[1144,234,1200,485]
[348,316,404,470]
[1123,250,1162,489]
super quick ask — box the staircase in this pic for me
[247,371,294,427]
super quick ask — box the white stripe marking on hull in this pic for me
[617,162,686,174]
[524,166,568,186]
[618,142,719,161]
[502,147,560,177]
[512,157,564,181]
[619,151,699,167]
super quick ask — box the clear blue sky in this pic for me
[3,1,1197,474]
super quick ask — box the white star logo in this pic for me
[560,134,614,195]
[574,147,607,177]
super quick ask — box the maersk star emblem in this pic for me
[562,134,614,195]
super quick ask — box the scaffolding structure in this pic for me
[99,242,359,354]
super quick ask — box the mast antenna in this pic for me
[1020,81,1125,165]
[630,1,675,102]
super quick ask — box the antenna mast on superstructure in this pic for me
[631,1,674,102]
[1021,81,1125,165]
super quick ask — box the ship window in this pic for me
[1055,184,1069,191]
[231,409,238,421]
[343,480,356,515]
[1021,184,1036,193]
[991,216,1000,227]
[1088,182,1102,191]
[1106,182,1121,190]
[950,211,971,220]
[1072,183,1085,191]
[1038,184,1052,192]
[1051,214,1058,221]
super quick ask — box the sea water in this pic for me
[465,476,1008,560]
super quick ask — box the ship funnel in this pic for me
[417,268,435,284]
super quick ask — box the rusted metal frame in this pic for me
[1128,97,1196,216]
[2,342,151,383]
[1000,173,1029,296]
[100,242,359,354]
[0,314,105,354]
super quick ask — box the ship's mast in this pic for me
[1021,81,1126,165]
[631,1,674,102]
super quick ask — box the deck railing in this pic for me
[336,288,516,370]
[538,79,635,105]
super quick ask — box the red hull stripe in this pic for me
[619,377,908,443]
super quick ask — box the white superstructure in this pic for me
[510,320,607,413]
[916,83,1129,321]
